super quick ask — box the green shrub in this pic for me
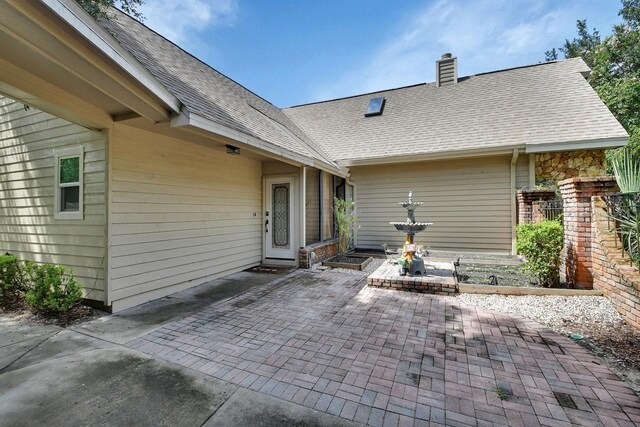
[0,254,25,304]
[24,262,83,313]
[516,220,564,287]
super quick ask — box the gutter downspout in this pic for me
[528,154,535,188]
[319,170,324,241]
[510,149,519,255]
[300,166,306,249]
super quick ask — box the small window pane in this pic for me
[272,183,290,248]
[61,186,79,212]
[60,157,80,183]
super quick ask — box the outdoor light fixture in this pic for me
[225,144,240,155]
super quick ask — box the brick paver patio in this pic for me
[128,270,640,426]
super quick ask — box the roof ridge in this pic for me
[472,60,559,77]
[286,59,571,109]
[286,83,427,109]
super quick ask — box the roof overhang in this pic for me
[171,111,349,177]
[40,0,181,114]
[339,145,525,167]
[339,136,628,167]
[0,0,180,128]
[524,137,628,153]
[1,0,349,175]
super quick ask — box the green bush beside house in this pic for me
[516,220,564,287]
[0,254,83,313]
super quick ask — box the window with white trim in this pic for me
[54,147,83,220]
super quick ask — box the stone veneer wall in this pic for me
[516,189,556,224]
[536,150,606,182]
[591,197,640,329]
[299,239,339,268]
[559,177,618,288]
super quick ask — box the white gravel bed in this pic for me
[456,294,623,335]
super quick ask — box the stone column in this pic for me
[559,177,618,288]
[516,189,556,224]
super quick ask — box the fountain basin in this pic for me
[390,221,433,234]
[399,201,423,209]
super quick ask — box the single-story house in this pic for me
[0,0,628,311]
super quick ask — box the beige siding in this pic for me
[515,154,531,189]
[305,167,320,245]
[350,156,513,253]
[321,171,334,240]
[109,124,262,311]
[0,95,107,301]
[262,161,299,176]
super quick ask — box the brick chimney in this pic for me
[436,53,457,87]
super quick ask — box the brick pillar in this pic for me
[559,177,618,288]
[516,189,556,224]
[299,248,310,269]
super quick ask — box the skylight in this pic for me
[365,97,385,117]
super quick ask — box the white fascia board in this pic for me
[310,160,349,178]
[41,0,181,114]
[173,111,309,164]
[525,137,628,153]
[172,111,347,177]
[339,145,525,167]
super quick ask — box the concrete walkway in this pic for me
[1,269,639,426]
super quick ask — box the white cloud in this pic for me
[140,0,237,44]
[312,0,586,102]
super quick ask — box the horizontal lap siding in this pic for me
[516,154,530,188]
[351,156,512,253]
[109,125,262,311]
[305,167,320,245]
[0,96,107,301]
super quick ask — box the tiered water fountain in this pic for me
[390,192,433,275]
[366,191,457,294]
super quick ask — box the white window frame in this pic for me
[54,146,84,220]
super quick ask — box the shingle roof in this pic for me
[99,9,626,167]
[98,10,338,168]
[284,59,628,163]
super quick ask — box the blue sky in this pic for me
[138,0,622,107]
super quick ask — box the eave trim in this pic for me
[171,111,348,178]
[524,137,628,153]
[339,145,525,166]
[40,0,181,114]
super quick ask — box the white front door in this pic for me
[264,177,295,259]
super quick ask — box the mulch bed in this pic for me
[325,256,370,264]
[0,298,106,327]
[456,262,541,287]
[323,255,372,271]
[569,321,640,395]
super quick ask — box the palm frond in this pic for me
[611,147,640,193]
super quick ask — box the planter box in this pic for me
[323,255,372,271]
[458,283,603,296]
